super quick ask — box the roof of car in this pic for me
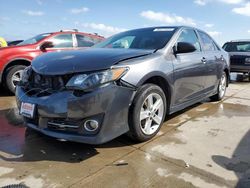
[225,40,250,43]
[127,26,181,31]
[123,26,208,33]
[47,30,104,39]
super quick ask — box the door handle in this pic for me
[201,57,206,64]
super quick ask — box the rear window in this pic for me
[223,42,250,52]
[76,34,96,47]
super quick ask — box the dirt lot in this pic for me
[0,76,249,188]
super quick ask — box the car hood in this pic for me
[0,44,33,52]
[32,48,153,75]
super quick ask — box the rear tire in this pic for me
[5,65,26,94]
[128,84,167,142]
[210,72,227,101]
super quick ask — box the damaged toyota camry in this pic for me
[16,26,230,144]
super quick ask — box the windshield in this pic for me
[223,42,250,52]
[17,33,52,46]
[93,28,177,50]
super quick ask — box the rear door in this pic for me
[197,31,224,93]
[172,28,206,106]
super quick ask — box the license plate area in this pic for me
[20,102,35,118]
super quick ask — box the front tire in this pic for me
[5,65,26,94]
[128,84,167,142]
[210,72,227,101]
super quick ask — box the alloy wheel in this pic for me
[140,93,164,135]
[11,70,23,88]
[219,73,226,98]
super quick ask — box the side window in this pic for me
[198,31,217,51]
[76,34,95,47]
[50,34,73,48]
[177,29,201,52]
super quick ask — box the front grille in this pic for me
[230,55,250,65]
[22,71,73,97]
[25,117,82,134]
[48,119,80,130]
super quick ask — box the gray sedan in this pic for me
[16,26,230,144]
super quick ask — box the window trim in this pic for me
[72,34,77,48]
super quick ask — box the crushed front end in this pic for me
[16,66,135,144]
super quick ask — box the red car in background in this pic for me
[0,29,104,93]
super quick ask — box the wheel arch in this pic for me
[1,58,31,82]
[136,72,173,114]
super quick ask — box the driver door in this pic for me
[172,29,206,106]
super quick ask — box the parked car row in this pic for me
[14,26,230,144]
[0,29,104,93]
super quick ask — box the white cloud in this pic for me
[70,7,89,14]
[233,2,250,16]
[248,30,250,33]
[23,10,44,16]
[194,0,244,5]
[205,23,214,28]
[140,10,196,26]
[75,22,126,36]
[194,0,207,5]
[207,31,222,37]
[219,0,244,4]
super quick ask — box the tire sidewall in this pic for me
[129,84,167,142]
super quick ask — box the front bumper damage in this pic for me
[16,84,135,144]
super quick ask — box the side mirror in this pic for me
[174,42,197,54]
[40,41,54,51]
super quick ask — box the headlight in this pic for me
[20,66,32,84]
[66,67,128,90]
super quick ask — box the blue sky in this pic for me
[0,0,250,45]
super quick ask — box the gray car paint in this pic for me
[120,27,229,114]
[16,26,230,144]
[16,84,135,144]
[32,48,153,75]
